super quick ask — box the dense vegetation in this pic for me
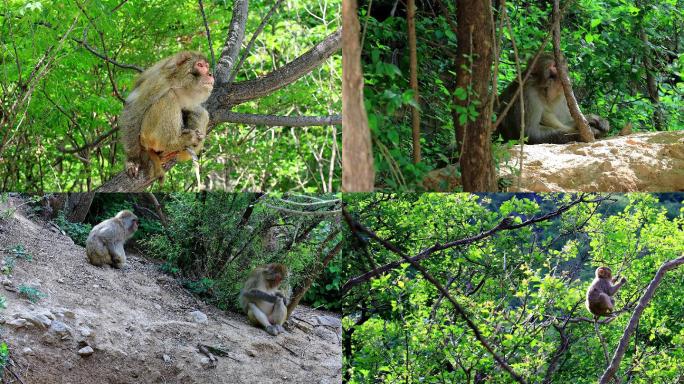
[0,0,340,192]
[359,0,683,190]
[51,192,343,312]
[342,193,684,383]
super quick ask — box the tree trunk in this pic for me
[456,0,497,192]
[342,0,375,192]
[408,0,421,164]
[65,192,95,222]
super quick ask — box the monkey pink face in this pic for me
[193,60,214,89]
[597,267,612,279]
[547,63,558,80]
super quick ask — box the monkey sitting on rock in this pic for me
[495,53,610,144]
[119,51,214,181]
[85,210,138,268]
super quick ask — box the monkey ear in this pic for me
[175,51,193,67]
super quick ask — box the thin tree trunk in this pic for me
[342,0,375,192]
[552,0,593,142]
[408,0,421,164]
[456,0,497,192]
[640,30,665,130]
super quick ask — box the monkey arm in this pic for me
[242,289,280,303]
[608,278,626,295]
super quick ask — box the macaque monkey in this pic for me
[586,266,627,317]
[239,263,290,336]
[495,53,610,144]
[119,51,214,180]
[85,210,138,268]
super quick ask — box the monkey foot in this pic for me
[265,325,280,336]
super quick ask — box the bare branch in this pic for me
[197,0,215,68]
[211,111,341,126]
[215,29,341,107]
[214,0,249,83]
[73,38,144,72]
[342,195,602,292]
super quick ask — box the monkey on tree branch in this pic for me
[87,0,341,192]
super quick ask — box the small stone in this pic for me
[7,318,27,328]
[22,347,33,355]
[163,354,171,363]
[188,310,208,324]
[78,346,94,357]
[92,284,99,289]
[57,278,64,284]
[200,357,211,366]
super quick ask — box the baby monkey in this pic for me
[119,51,214,181]
[239,263,290,336]
[586,266,627,317]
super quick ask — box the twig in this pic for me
[197,0,215,68]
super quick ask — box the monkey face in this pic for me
[192,59,214,89]
[265,263,287,286]
[596,266,612,279]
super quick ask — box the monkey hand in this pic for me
[586,114,610,137]
[181,129,205,147]
[125,160,140,178]
[265,324,281,336]
[619,277,627,284]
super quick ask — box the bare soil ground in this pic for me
[0,197,342,384]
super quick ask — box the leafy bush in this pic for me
[18,284,47,303]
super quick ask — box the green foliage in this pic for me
[18,284,47,303]
[361,0,683,189]
[140,193,340,311]
[0,342,8,371]
[0,0,340,192]
[1,244,34,275]
[55,213,92,247]
[343,193,684,383]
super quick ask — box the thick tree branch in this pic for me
[213,29,341,108]
[214,0,249,83]
[599,256,684,384]
[211,112,340,126]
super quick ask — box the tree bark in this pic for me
[456,0,497,192]
[599,256,684,384]
[552,0,593,142]
[342,0,375,192]
[408,0,421,164]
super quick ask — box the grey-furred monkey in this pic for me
[495,53,610,144]
[119,51,214,180]
[239,263,290,336]
[586,266,627,317]
[85,210,138,268]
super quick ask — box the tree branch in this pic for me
[214,29,341,107]
[342,208,528,384]
[214,0,249,83]
[211,111,341,126]
[599,256,684,384]
[341,194,602,292]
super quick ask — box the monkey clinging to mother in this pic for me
[118,51,214,182]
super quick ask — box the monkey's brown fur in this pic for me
[495,53,610,144]
[119,51,214,180]
[86,210,138,268]
[586,266,627,317]
[239,263,291,336]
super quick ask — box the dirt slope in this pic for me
[0,198,342,384]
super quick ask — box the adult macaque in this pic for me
[85,210,138,268]
[239,263,290,336]
[119,51,214,180]
[495,53,610,144]
[586,266,627,317]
